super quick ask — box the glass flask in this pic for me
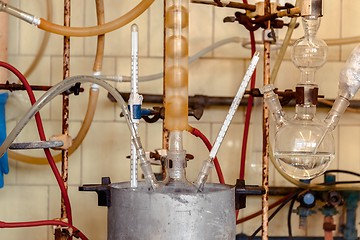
[262,16,335,180]
[274,105,335,180]
[262,85,335,180]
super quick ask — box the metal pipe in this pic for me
[110,92,360,109]
[343,192,359,240]
[262,0,271,239]
[58,0,71,239]
[0,1,40,25]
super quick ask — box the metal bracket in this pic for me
[9,140,64,150]
[79,177,111,207]
[235,179,264,210]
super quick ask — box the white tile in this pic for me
[7,0,20,56]
[338,125,360,181]
[4,0,360,238]
[82,121,146,183]
[149,0,164,57]
[84,0,150,58]
[213,6,255,59]
[0,185,49,240]
[189,4,213,56]
[189,58,245,96]
[49,186,107,240]
[341,0,360,61]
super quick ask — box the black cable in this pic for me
[287,196,297,239]
[324,169,360,178]
[319,180,360,185]
[249,190,302,239]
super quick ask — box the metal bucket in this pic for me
[108,182,235,240]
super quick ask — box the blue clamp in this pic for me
[0,92,8,188]
[132,104,142,120]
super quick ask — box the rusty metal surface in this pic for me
[0,83,84,93]
[56,1,71,240]
[262,1,271,239]
[110,90,360,109]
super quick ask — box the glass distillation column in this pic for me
[263,4,335,180]
[164,0,192,189]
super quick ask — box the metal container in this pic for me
[108,182,235,240]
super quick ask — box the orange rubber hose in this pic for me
[38,0,155,37]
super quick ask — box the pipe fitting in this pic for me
[300,0,322,18]
[0,1,40,25]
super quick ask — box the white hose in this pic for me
[99,37,242,82]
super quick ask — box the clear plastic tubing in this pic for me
[0,75,159,190]
[164,0,189,131]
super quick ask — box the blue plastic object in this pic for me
[0,92,8,188]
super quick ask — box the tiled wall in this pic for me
[1,0,360,239]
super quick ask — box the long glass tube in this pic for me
[194,52,260,191]
[0,75,159,190]
[164,0,189,131]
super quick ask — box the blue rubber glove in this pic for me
[0,93,9,188]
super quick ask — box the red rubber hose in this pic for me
[239,11,257,181]
[0,61,73,225]
[237,0,257,221]
[0,220,88,239]
[189,127,225,184]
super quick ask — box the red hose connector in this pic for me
[0,220,88,239]
[188,126,225,184]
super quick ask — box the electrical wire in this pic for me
[324,169,360,178]
[319,181,360,185]
[287,196,297,238]
[0,220,88,240]
[0,61,73,225]
[187,126,225,184]
[236,192,297,224]
[249,190,302,239]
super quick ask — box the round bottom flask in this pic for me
[274,106,335,180]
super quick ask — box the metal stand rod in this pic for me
[57,0,71,239]
[262,0,271,239]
